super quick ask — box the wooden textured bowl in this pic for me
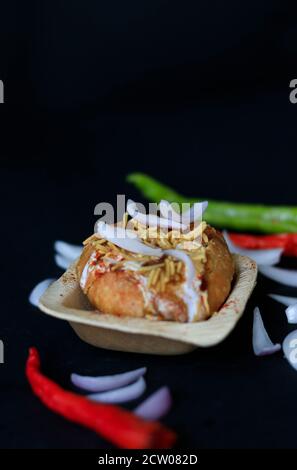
[38,254,257,355]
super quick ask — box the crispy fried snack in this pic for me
[77,223,234,323]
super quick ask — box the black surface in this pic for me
[1,0,297,449]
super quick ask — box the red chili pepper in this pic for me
[26,348,176,449]
[229,233,297,258]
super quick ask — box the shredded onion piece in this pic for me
[54,240,82,261]
[159,200,208,225]
[127,199,186,230]
[282,330,297,371]
[268,294,297,307]
[96,221,162,257]
[134,386,172,421]
[252,307,281,356]
[164,249,198,322]
[223,231,283,266]
[285,304,297,324]
[268,294,297,323]
[259,266,297,287]
[55,254,71,270]
[71,367,147,392]
[87,377,146,404]
[29,279,56,307]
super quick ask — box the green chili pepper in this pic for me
[127,173,297,233]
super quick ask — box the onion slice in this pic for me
[134,386,172,421]
[164,249,198,322]
[259,266,297,287]
[127,199,186,230]
[252,307,281,356]
[71,367,147,392]
[54,240,82,261]
[159,200,208,225]
[268,294,297,307]
[54,254,72,270]
[29,279,56,307]
[96,221,162,257]
[285,304,297,324]
[87,377,146,404]
[223,231,283,266]
[268,294,297,323]
[282,330,297,371]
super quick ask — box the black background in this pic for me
[1,0,297,448]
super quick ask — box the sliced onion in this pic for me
[29,279,56,307]
[259,266,297,287]
[282,330,297,371]
[71,367,147,392]
[54,240,82,261]
[134,386,172,421]
[55,254,71,270]
[87,377,146,403]
[268,295,297,323]
[223,231,283,266]
[268,294,297,307]
[252,306,281,356]
[164,249,198,322]
[159,200,208,225]
[285,304,297,324]
[127,199,186,230]
[96,221,162,257]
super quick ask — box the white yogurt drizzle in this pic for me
[137,274,154,311]
[164,249,199,322]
